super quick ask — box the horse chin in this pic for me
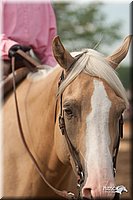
[82,198,118,200]
[82,195,117,200]
[81,187,116,200]
[81,194,117,200]
[82,198,115,200]
[81,188,92,200]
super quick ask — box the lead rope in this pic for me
[11,56,77,200]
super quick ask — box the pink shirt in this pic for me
[1,1,57,67]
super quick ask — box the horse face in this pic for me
[55,72,126,199]
[52,35,131,199]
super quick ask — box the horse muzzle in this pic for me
[81,185,128,200]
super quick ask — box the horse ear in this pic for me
[52,35,75,70]
[106,35,132,69]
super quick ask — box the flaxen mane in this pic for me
[58,49,128,107]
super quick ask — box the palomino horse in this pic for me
[3,35,132,199]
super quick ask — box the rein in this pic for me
[11,54,79,200]
[11,51,126,200]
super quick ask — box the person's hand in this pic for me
[8,44,31,58]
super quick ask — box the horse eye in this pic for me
[64,108,73,117]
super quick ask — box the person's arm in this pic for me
[39,27,57,67]
[33,3,57,67]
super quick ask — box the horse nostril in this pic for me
[82,197,92,200]
[82,188,92,199]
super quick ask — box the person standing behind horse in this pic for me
[1,0,57,78]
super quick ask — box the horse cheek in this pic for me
[54,124,70,164]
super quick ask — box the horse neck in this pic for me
[25,67,62,169]
[32,68,76,188]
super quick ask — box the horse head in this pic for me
[52,35,132,199]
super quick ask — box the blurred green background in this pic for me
[52,1,131,94]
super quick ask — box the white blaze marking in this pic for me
[85,79,112,178]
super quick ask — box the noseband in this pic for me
[11,51,127,200]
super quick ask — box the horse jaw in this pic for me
[82,79,115,199]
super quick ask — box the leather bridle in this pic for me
[10,51,125,200]
[112,114,123,177]
[58,70,85,197]
[57,70,124,200]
